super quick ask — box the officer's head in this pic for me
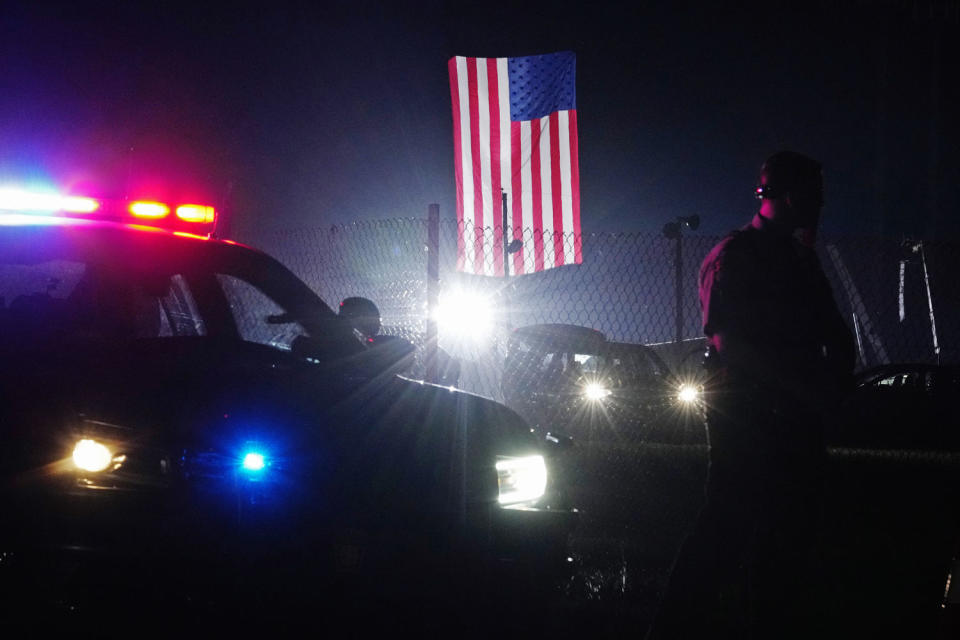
[755,151,824,232]
[338,296,381,338]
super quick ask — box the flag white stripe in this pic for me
[539,119,555,269]
[476,59,494,276]
[455,57,475,271]
[558,110,575,265]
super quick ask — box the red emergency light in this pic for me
[0,188,217,235]
[176,204,215,224]
[129,201,170,219]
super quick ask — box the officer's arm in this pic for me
[713,329,839,410]
[816,269,856,390]
[710,330,786,385]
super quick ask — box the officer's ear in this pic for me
[785,188,822,210]
[783,191,813,215]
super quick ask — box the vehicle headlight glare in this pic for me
[678,384,699,404]
[72,439,113,472]
[584,382,611,401]
[435,290,494,341]
[496,455,547,506]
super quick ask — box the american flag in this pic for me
[448,51,581,276]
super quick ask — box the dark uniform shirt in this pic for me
[699,213,854,403]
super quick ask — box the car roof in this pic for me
[509,323,608,352]
[606,340,671,370]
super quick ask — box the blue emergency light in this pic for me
[242,451,266,472]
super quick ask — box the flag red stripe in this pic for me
[549,112,564,267]
[447,59,466,272]
[510,120,524,275]
[466,58,484,275]
[569,109,582,264]
[530,117,545,272]
[487,58,503,277]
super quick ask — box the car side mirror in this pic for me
[291,330,363,363]
[544,431,575,455]
[290,335,328,361]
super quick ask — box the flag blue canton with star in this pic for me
[508,52,577,121]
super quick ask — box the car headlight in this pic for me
[72,438,115,472]
[677,383,700,404]
[496,455,547,506]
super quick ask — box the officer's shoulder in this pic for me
[701,227,756,278]
[712,226,756,259]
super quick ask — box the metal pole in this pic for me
[501,190,514,361]
[502,191,510,278]
[675,232,683,343]
[919,242,941,364]
[426,204,440,383]
[852,312,866,368]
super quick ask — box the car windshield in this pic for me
[542,349,665,385]
[0,259,208,350]
[0,233,321,355]
[506,337,667,390]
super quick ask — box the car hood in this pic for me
[0,337,540,483]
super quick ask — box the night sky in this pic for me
[1,1,958,239]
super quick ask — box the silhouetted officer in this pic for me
[649,151,855,639]
[338,296,382,341]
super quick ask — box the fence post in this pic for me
[675,233,683,343]
[426,204,440,383]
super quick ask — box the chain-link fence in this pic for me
[241,219,959,400]
[239,218,960,620]
[240,217,960,528]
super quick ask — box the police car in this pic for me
[0,189,575,614]
[820,362,960,636]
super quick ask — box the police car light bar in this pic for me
[0,189,100,214]
[0,188,216,234]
